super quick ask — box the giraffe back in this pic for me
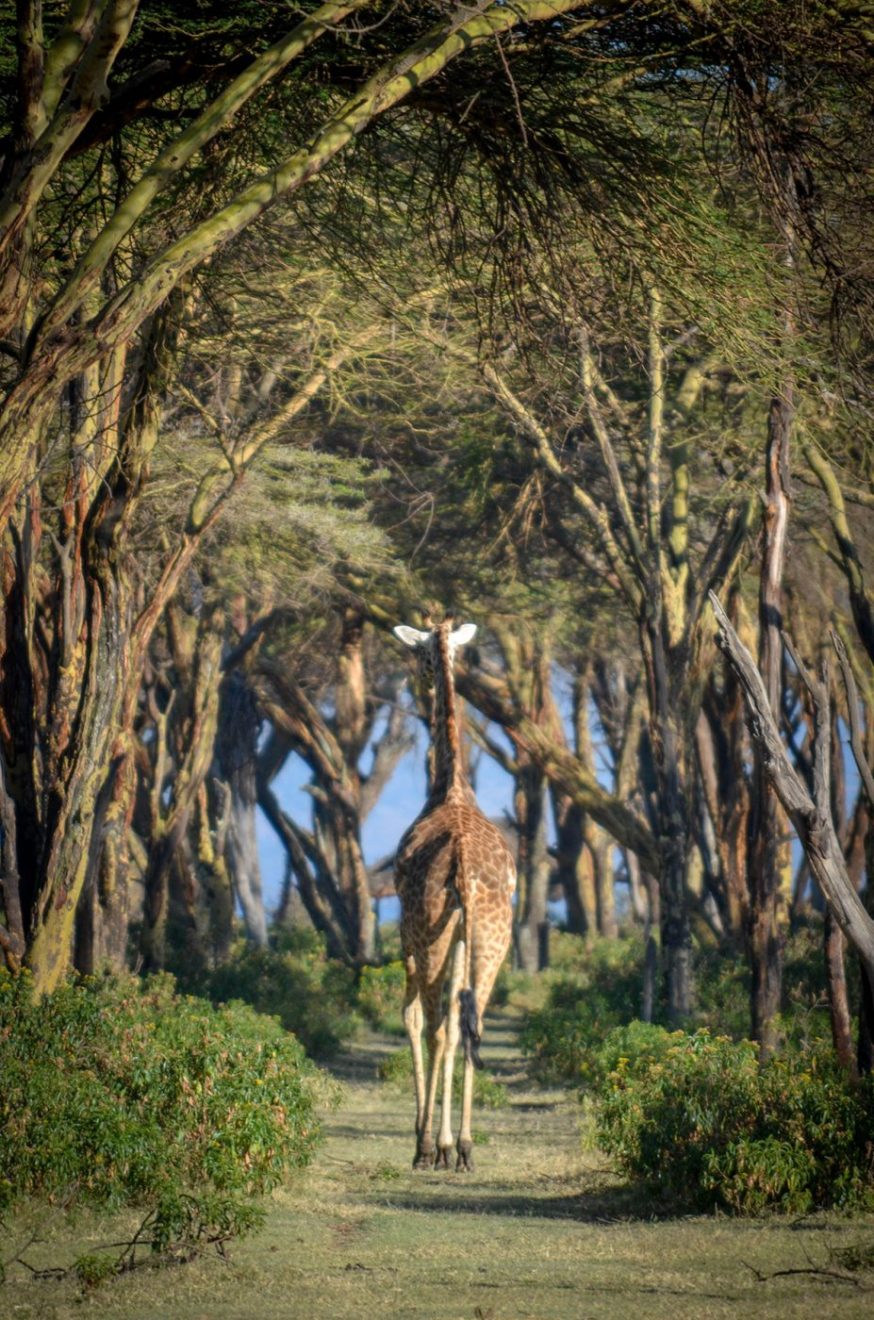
[395,800,515,975]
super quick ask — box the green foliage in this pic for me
[356,961,406,1035]
[521,932,842,1089]
[377,1048,509,1109]
[0,970,322,1257]
[598,1031,874,1214]
[205,930,360,1057]
[377,1046,415,1087]
[73,1252,119,1290]
[590,1021,676,1089]
[519,936,645,1085]
[694,928,835,1050]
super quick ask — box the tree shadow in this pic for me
[366,1179,682,1224]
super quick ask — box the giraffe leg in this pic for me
[403,972,426,1159]
[457,985,491,1172]
[436,940,464,1169]
[415,993,446,1169]
[456,1049,475,1172]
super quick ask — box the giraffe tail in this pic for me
[459,988,483,1070]
[454,835,483,1069]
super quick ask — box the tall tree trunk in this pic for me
[217,672,268,947]
[642,618,693,1020]
[747,384,793,1059]
[514,764,550,971]
[825,909,856,1077]
[551,793,591,937]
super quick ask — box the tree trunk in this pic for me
[551,792,590,936]
[825,909,856,1077]
[514,765,550,971]
[642,619,693,1020]
[711,595,874,996]
[747,384,793,1059]
[217,672,268,947]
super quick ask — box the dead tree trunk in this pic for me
[711,597,874,1017]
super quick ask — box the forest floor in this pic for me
[3,1003,874,1320]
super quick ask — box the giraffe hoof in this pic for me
[435,1145,452,1170]
[456,1140,474,1173]
[413,1144,435,1170]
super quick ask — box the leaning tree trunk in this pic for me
[711,597,874,1005]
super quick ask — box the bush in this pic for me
[206,929,360,1057]
[694,929,836,1050]
[598,1030,874,1213]
[0,970,323,1255]
[356,961,406,1034]
[590,1021,675,1089]
[519,937,645,1085]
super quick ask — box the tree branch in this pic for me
[710,591,874,981]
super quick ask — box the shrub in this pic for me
[519,936,645,1085]
[590,1021,675,1089]
[520,931,843,1089]
[0,970,323,1255]
[598,1029,874,1213]
[206,929,360,1057]
[694,929,836,1050]
[356,961,406,1034]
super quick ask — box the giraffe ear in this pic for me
[450,622,477,647]
[393,624,431,649]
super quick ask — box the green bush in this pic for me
[0,970,323,1254]
[206,929,360,1057]
[591,1021,675,1088]
[598,1030,874,1213]
[356,961,406,1034]
[519,936,645,1085]
[694,929,836,1050]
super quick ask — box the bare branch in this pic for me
[710,591,874,982]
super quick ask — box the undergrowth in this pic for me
[0,970,326,1278]
[518,929,874,1214]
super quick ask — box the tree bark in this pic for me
[217,672,268,947]
[747,384,793,1059]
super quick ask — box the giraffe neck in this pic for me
[429,628,467,804]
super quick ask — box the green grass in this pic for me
[2,1001,873,1318]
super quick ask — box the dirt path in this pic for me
[6,1010,874,1319]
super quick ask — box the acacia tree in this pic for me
[0,0,598,989]
[255,613,412,964]
[469,300,757,1018]
[3,0,872,994]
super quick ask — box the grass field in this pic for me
[3,1004,873,1319]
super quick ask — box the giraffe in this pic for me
[393,615,515,1171]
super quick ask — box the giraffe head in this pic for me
[393,616,477,680]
